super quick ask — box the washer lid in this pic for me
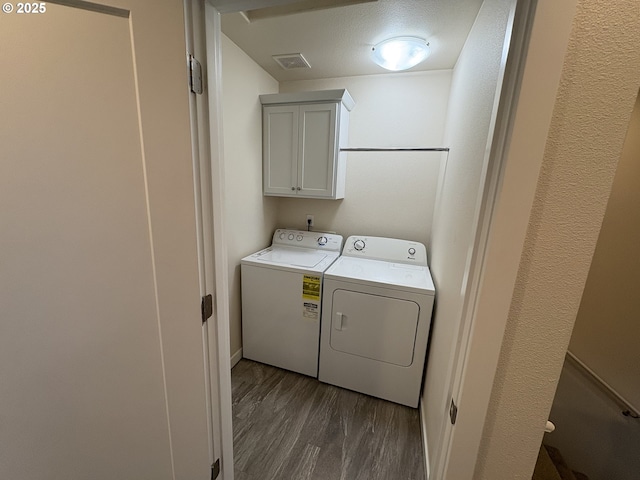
[241,245,339,274]
[254,248,327,268]
[324,256,435,294]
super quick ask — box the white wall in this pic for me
[221,34,279,360]
[422,0,514,471]
[277,72,451,246]
[221,45,452,359]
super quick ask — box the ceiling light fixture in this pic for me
[371,36,430,71]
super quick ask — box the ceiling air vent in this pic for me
[272,53,311,70]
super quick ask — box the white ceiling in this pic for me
[217,0,485,82]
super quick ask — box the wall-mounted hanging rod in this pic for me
[340,147,449,152]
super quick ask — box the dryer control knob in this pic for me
[353,239,366,251]
[408,247,416,255]
[288,234,295,240]
[317,236,328,246]
[279,232,286,240]
[296,235,303,241]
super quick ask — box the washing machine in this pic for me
[241,229,343,377]
[318,235,435,407]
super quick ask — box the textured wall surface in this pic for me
[475,0,640,478]
[221,35,279,359]
[569,91,640,409]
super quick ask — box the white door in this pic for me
[298,103,337,197]
[263,104,299,196]
[330,290,419,366]
[0,2,212,479]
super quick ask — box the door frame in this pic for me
[203,3,236,480]
[186,2,235,479]
[431,0,579,478]
[425,0,531,476]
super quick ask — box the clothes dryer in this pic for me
[241,229,343,377]
[318,235,435,407]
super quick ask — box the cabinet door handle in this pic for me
[296,186,301,191]
[335,312,344,331]
[291,186,295,191]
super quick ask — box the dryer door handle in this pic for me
[335,312,344,331]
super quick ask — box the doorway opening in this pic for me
[204,0,530,478]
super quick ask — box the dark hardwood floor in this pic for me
[232,359,425,480]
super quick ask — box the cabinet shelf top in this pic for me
[260,89,355,111]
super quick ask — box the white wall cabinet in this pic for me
[260,89,354,199]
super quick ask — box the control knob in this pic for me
[317,236,328,246]
[353,239,366,251]
[408,247,416,256]
[288,233,295,240]
[296,235,303,241]
[279,232,286,240]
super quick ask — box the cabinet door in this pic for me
[298,103,338,198]
[263,105,298,196]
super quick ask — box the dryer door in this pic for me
[329,289,420,367]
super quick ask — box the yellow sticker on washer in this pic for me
[302,275,321,301]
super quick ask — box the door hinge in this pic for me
[449,398,458,425]
[201,294,213,324]
[211,458,220,480]
[189,54,203,95]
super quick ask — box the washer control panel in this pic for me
[353,239,366,251]
[272,229,343,252]
[342,235,428,265]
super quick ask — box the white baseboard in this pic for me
[419,396,431,480]
[230,348,243,369]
